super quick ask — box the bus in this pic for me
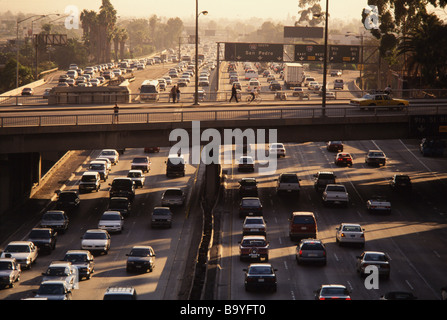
[139,80,160,102]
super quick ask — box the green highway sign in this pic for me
[224,43,283,62]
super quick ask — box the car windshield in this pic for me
[29,230,50,238]
[242,199,260,207]
[81,175,97,182]
[127,172,142,178]
[326,185,346,192]
[112,180,132,188]
[364,253,387,261]
[396,176,410,182]
[369,152,384,157]
[58,193,77,201]
[100,151,115,156]
[168,157,184,165]
[90,164,105,170]
[153,208,171,216]
[132,158,147,163]
[64,254,88,263]
[292,215,314,224]
[241,179,256,186]
[280,175,299,183]
[362,94,373,99]
[245,218,264,225]
[164,189,182,196]
[301,242,324,250]
[42,213,64,220]
[129,248,151,257]
[45,267,68,276]
[241,239,266,247]
[0,261,13,270]
[38,284,64,295]
[342,225,362,232]
[318,173,335,180]
[321,287,348,296]
[248,266,273,274]
[101,213,121,220]
[83,232,107,240]
[5,245,30,253]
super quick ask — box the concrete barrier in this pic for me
[48,86,131,104]
[0,79,46,97]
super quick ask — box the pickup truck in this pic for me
[276,173,301,195]
[322,184,349,207]
[161,188,185,207]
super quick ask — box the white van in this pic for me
[247,79,261,91]
[139,80,160,102]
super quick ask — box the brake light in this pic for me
[298,250,303,256]
[341,233,345,237]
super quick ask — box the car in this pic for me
[103,286,137,300]
[166,154,185,177]
[314,284,351,300]
[334,152,353,166]
[80,229,111,255]
[40,210,69,233]
[43,88,51,99]
[151,207,173,228]
[98,211,124,233]
[366,195,391,214]
[335,223,365,247]
[98,149,119,165]
[0,241,38,269]
[292,87,310,99]
[90,78,100,87]
[27,228,57,254]
[365,149,387,166]
[107,197,131,217]
[313,171,336,193]
[126,246,156,273]
[269,81,282,91]
[239,197,263,218]
[288,211,317,241]
[127,170,145,188]
[238,178,258,197]
[243,263,277,292]
[34,280,73,300]
[131,156,151,173]
[308,81,320,91]
[350,93,409,110]
[41,261,77,290]
[63,250,95,280]
[239,235,270,262]
[238,156,255,172]
[88,160,109,181]
[389,174,412,191]
[144,147,160,153]
[268,143,286,157]
[21,87,33,95]
[79,171,101,193]
[0,258,21,288]
[380,291,417,300]
[356,251,390,279]
[95,157,112,172]
[333,78,344,89]
[161,188,186,207]
[109,177,135,201]
[276,173,301,195]
[420,138,446,157]
[322,184,349,207]
[55,190,80,211]
[178,78,188,87]
[326,141,343,152]
[330,70,342,77]
[242,216,267,236]
[296,239,327,265]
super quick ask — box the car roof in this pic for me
[6,241,33,245]
[48,261,72,267]
[242,235,266,240]
[292,211,315,216]
[105,286,135,294]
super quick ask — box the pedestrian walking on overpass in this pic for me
[176,87,181,102]
[113,103,119,124]
[171,85,177,103]
[229,83,238,102]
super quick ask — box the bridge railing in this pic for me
[2,104,447,128]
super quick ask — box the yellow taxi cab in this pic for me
[350,93,409,110]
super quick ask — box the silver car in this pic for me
[356,251,390,279]
[41,261,77,290]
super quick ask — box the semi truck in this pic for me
[283,63,305,89]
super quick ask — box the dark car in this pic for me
[313,171,336,192]
[243,263,277,292]
[334,152,353,166]
[239,197,263,218]
[326,141,343,152]
[27,228,57,254]
[166,154,185,177]
[289,212,317,241]
[239,235,270,262]
[238,156,255,172]
[126,246,156,273]
[131,156,151,173]
[380,291,417,300]
[109,178,135,201]
[108,197,131,217]
[296,239,327,265]
[389,174,412,192]
[238,178,258,197]
[269,81,282,91]
[63,250,95,280]
[55,190,80,211]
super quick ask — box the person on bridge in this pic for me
[171,85,177,103]
[176,87,181,102]
[229,83,238,103]
[113,103,119,124]
[384,85,392,95]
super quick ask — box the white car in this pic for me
[81,229,111,254]
[366,195,391,214]
[97,211,124,233]
[127,170,145,188]
[41,261,78,290]
[335,223,365,247]
[0,241,38,269]
[98,149,119,165]
[269,143,286,157]
[322,184,349,207]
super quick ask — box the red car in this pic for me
[144,147,160,153]
[334,153,353,166]
[326,141,343,152]
[239,235,269,262]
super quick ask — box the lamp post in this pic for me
[16,14,46,88]
[321,0,329,116]
[194,0,207,105]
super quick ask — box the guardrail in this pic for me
[2,104,447,128]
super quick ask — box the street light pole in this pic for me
[321,0,329,116]
[194,0,207,105]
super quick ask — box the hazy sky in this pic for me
[2,0,369,21]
